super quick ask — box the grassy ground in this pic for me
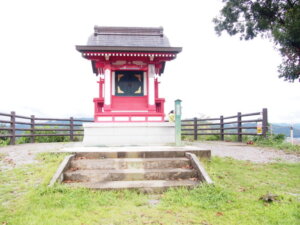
[253,139,300,155]
[0,153,299,225]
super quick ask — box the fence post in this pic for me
[220,115,224,141]
[262,108,268,138]
[30,115,35,143]
[193,117,197,141]
[9,111,16,145]
[237,112,242,142]
[70,117,74,141]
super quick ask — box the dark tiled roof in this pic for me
[87,26,171,48]
[94,26,164,36]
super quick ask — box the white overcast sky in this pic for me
[0,0,299,123]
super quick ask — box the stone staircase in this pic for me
[54,150,211,193]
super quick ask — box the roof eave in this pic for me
[76,45,182,54]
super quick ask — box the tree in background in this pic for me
[213,0,300,82]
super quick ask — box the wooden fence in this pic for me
[0,112,93,145]
[181,108,268,142]
[0,108,268,145]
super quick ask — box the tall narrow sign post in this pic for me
[290,125,294,145]
[175,99,182,146]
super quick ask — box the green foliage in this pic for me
[253,133,300,154]
[223,135,257,142]
[1,124,83,145]
[182,134,221,141]
[17,126,72,144]
[253,133,286,144]
[224,134,238,142]
[214,0,300,82]
[0,124,9,146]
[181,134,194,141]
[201,134,221,141]
[272,133,285,142]
[0,138,9,146]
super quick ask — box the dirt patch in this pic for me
[0,142,82,170]
[190,141,300,163]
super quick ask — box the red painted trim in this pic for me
[88,53,169,122]
[86,52,176,76]
[95,115,165,123]
[110,71,112,103]
[83,52,176,62]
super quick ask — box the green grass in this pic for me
[0,139,9,147]
[252,135,300,155]
[255,141,300,154]
[0,154,299,225]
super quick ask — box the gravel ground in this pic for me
[0,141,299,170]
[189,141,300,163]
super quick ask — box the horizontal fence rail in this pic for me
[0,112,93,145]
[181,108,268,142]
[1,108,268,145]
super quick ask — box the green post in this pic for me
[175,99,182,146]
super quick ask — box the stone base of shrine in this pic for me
[82,122,175,146]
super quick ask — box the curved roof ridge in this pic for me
[94,26,164,36]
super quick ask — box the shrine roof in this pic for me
[76,26,182,53]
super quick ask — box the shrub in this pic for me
[201,134,220,141]
[252,133,285,145]
[181,135,194,141]
[252,133,300,153]
[0,124,9,146]
[17,126,71,144]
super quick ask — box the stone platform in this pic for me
[83,122,175,146]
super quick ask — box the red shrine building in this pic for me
[76,26,182,123]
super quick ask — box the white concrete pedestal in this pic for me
[83,122,175,146]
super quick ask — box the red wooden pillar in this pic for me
[155,78,159,99]
[98,77,104,99]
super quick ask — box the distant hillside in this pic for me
[273,123,300,129]
[271,124,300,137]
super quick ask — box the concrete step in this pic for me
[74,149,210,159]
[65,180,199,193]
[70,158,191,170]
[64,168,197,182]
